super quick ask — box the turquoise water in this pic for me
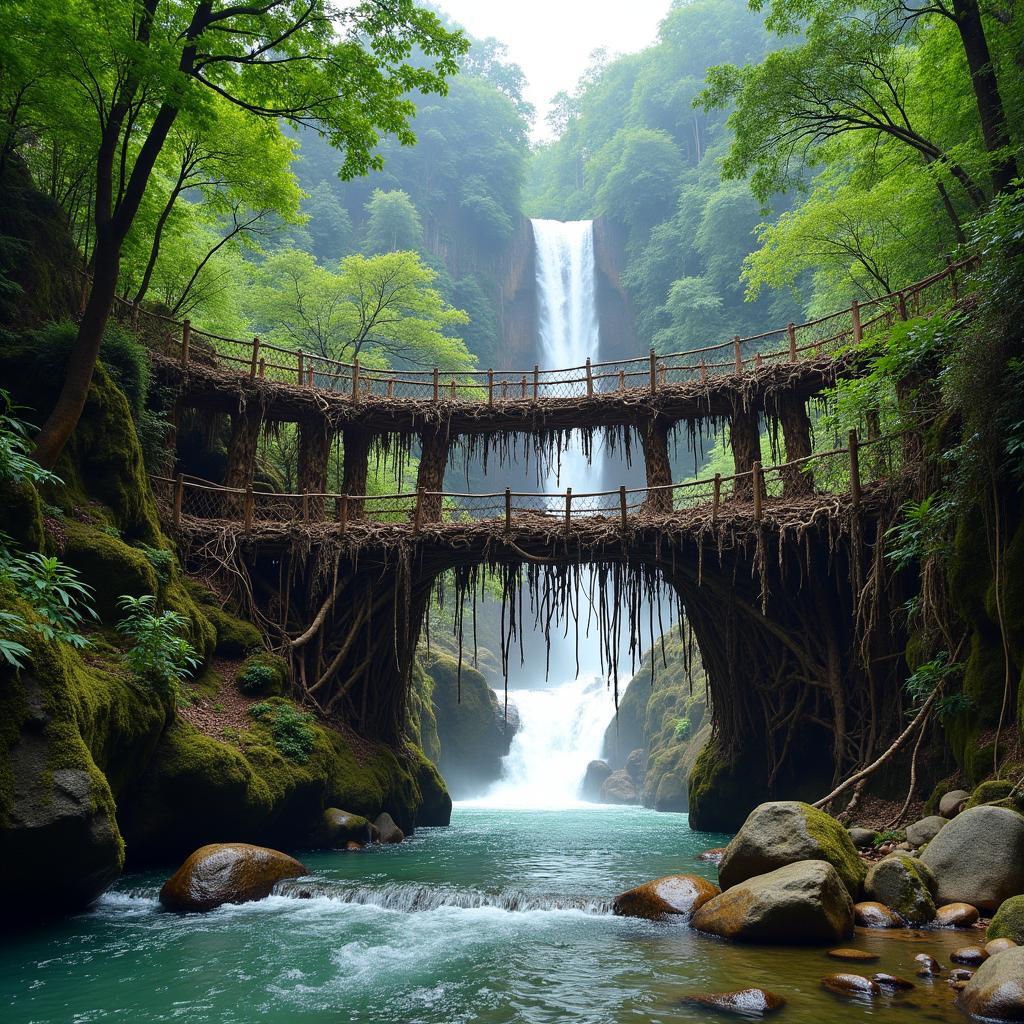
[0,807,973,1023]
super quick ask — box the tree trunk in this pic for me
[298,415,332,519]
[224,402,262,516]
[416,426,450,522]
[952,0,1018,193]
[342,428,372,519]
[776,396,814,498]
[730,403,764,501]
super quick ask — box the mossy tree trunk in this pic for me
[776,395,814,497]
[224,403,263,517]
[341,428,372,520]
[641,415,673,513]
[730,402,764,501]
[298,415,332,520]
[416,426,450,523]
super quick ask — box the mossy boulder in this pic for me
[423,650,515,798]
[308,809,375,848]
[688,739,767,832]
[237,653,288,697]
[988,895,1024,945]
[0,479,44,551]
[966,779,1024,812]
[718,801,866,899]
[864,854,937,926]
[204,605,263,657]
[692,861,854,945]
[159,842,307,913]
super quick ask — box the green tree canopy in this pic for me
[363,189,424,253]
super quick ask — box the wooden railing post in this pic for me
[712,473,721,520]
[734,335,743,374]
[533,365,540,401]
[414,487,424,534]
[337,493,349,532]
[173,472,184,528]
[386,378,395,399]
[849,429,862,507]
[787,322,797,362]
[649,350,657,393]
[752,461,763,522]
[450,377,457,401]
[297,350,305,385]
[565,487,572,533]
[352,358,360,402]
[258,357,266,379]
[700,359,707,384]
[504,488,512,533]
[433,367,439,402]
[851,300,862,344]
[897,292,908,321]
[618,369,626,392]
[180,320,191,367]
[520,375,527,399]
[250,337,260,379]
[619,485,627,529]
[585,357,594,397]
[301,490,309,522]
[487,368,494,406]
[243,485,253,531]
[754,352,762,370]
[947,257,959,302]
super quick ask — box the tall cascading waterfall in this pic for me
[472,220,619,808]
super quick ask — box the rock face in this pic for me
[600,770,638,804]
[940,790,970,818]
[919,806,1024,912]
[308,809,375,848]
[613,874,720,921]
[989,896,1024,945]
[580,760,612,802]
[957,947,1024,1021]
[160,843,307,913]
[691,860,854,944]
[718,802,866,898]
[681,989,785,1016]
[864,854,937,925]
[906,815,949,847]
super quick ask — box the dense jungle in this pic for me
[1,1,1024,1021]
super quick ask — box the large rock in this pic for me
[864,854,937,926]
[613,874,720,921]
[718,802,866,898]
[625,748,646,783]
[989,896,1024,945]
[957,947,1024,1021]
[919,806,1024,912]
[940,790,970,818]
[853,901,903,928]
[308,808,375,848]
[580,760,612,802]
[600,770,638,804]
[160,843,307,912]
[906,815,948,847]
[373,812,405,844]
[680,989,785,1016]
[691,860,854,944]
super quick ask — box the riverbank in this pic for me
[0,806,994,1024]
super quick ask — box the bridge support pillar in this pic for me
[342,428,371,519]
[298,415,332,519]
[730,402,765,501]
[416,425,450,523]
[641,415,673,513]
[224,402,263,514]
[776,395,814,497]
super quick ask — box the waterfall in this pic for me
[472,220,615,808]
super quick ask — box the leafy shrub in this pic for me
[0,537,96,648]
[0,609,30,668]
[0,388,60,488]
[116,594,198,697]
[249,700,316,763]
[237,652,287,695]
[673,716,692,739]
[873,829,904,848]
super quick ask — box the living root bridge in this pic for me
[173,484,914,818]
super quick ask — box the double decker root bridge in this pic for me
[123,261,965,825]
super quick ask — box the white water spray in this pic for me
[472,220,614,808]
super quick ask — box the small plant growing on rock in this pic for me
[673,716,692,739]
[0,389,60,487]
[238,661,279,694]
[873,829,903,848]
[0,610,30,668]
[249,700,316,763]
[116,594,198,699]
[140,546,173,585]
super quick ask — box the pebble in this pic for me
[949,968,974,982]
[915,953,943,976]
[951,946,989,966]
[935,902,980,928]
[821,974,882,999]
[827,948,880,963]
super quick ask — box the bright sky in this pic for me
[434,0,674,142]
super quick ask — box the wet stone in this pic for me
[935,902,980,928]
[985,937,1018,956]
[951,945,989,966]
[914,953,943,976]
[949,968,975,983]
[698,847,727,864]
[854,901,903,928]
[827,948,880,963]
[680,988,786,1016]
[821,974,882,1000]
[873,973,915,991]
